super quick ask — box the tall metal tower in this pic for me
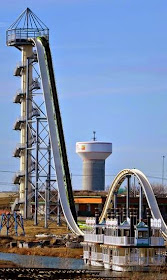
[6,8,59,226]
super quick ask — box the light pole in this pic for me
[162,155,165,186]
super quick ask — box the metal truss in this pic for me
[24,50,61,227]
[0,212,25,236]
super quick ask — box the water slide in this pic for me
[34,36,167,238]
[100,168,167,238]
[34,37,83,236]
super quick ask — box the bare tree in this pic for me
[151,183,167,197]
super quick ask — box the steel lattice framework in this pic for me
[25,55,58,227]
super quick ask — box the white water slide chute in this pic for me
[100,168,167,238]
[34,37,167,238]
[35,37,83,236]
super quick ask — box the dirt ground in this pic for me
[0,260,18,268]
[0,219,83,259]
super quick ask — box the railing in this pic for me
[103,254,110,263]
[150,255,165,265]
[104,236,135,246]
[84,233,104,243]
[104,236,164,247]
[139,257,147,265]
[112,256,126,265]
[138,256,165,265]
[91,252,103,261]
[113,256,146,266]
[83,251,89,259]
[112,255,165,266]
[150,237,164,246]
[130,255,165,265]
[129,255,139,264]
[6,28,49,45]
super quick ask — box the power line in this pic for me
[0,170,15,174]
[146,175,167,181]
[72,173,167,181]
[0,171,166,187]
[0,182,16,185]
[0,169,166,180]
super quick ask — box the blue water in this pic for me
[1,252,166,279]
[0,253,125,278]
[0,252,85,269]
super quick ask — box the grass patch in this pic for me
[0,247,83,259]
[0,260,19,268]
[0,219,83,259]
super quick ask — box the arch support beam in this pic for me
[139,183,143,221]
[126,175,131,219]
[99,168,167,238]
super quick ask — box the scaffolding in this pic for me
[0,212,25,236]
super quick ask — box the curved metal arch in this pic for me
[99,169,132,222]
[99,168,167,238]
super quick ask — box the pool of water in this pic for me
[0,252,85,269]
[0,253,123,278]
[1,252,166,279]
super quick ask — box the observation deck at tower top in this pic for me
[6,8,49,47]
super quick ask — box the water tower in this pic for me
[76,138,112,191]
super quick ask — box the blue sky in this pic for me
[0,0,167,190]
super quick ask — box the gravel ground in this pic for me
[0,268,128,280]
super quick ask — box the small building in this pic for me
[74,191,106,217]
[73,191,167,223]
[82,210,166,271]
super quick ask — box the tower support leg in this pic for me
[34,118,39,225]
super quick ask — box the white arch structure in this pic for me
[34,37,167,238]
[100,168,167,238]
